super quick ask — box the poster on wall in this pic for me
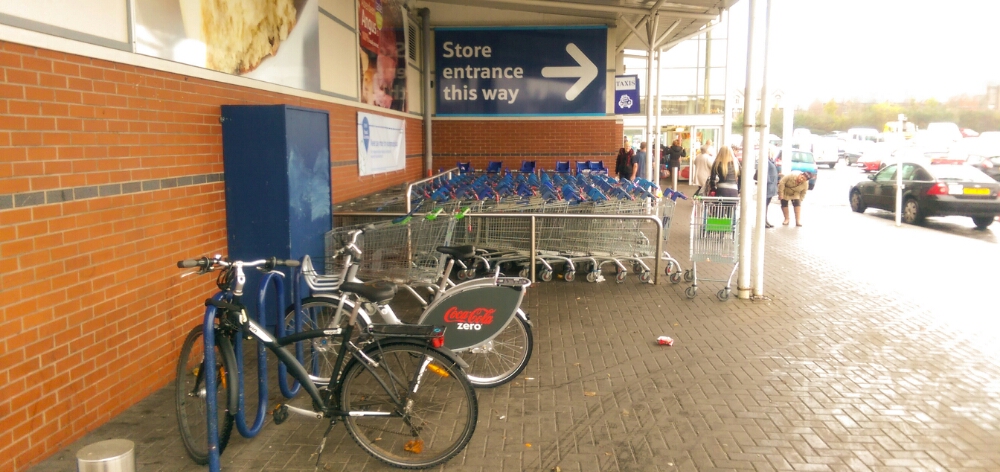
[133,0,320,92]
[358,0,407,111]
[357,112,406,176]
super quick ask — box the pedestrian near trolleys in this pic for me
[707,146,740,197]
[665,137,686,179]
[690,144,714,195]
[778,171,814,227]
[634,142,648,181]
[754,150,779,228]
[615,139,637,181]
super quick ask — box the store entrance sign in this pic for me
[435,26,607,116]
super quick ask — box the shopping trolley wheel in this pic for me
[685,286,697,299]
[639,271,652,283]
[632,262,643,273]
[518,268,530,278]
[540,270,553,282]
[564,270,575,282]
[683,270,694,282]
[669,272,682,284]
[717,289,730,301]
[456,269,468,281]
[586,271,599,283]
[615,270,627,284]
[663,260,677,276]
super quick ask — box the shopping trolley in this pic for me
[686,196,740,300]
[657,192,687,284]
[324,213,458,284]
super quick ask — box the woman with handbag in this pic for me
[707,146,740,197]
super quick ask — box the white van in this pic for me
[844,128,880,165]
[926,122,963,142]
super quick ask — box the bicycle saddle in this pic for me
[436,245,476,259]
[340,280,397,303]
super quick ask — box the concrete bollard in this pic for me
[76,439,135,472]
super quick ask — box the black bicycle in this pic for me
[174,256,478,469]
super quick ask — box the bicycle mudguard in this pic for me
[417,277,531,351]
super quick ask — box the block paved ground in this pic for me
[31,182,1000,471]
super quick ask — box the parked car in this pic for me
[848,162,1000,229]
[775,150,817,189]
[966,154,1000,182]
[857,142,898,172]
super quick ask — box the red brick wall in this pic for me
[433,119,623,172]
[0,40,422,471]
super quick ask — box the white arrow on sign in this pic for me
[541,43,598,101]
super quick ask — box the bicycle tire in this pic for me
[283,296,359,384]
[339,342,478,469]
[175,326,236,465]
[461,313,533,388]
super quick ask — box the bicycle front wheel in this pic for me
[283,297,350,385]
[175,326,236,465]
[340,343,478,469]
[462,313,533,388]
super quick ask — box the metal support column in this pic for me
[653,48,663,182]
[736,0,759,300]
[644,14,659,182]
[751,0,773,298]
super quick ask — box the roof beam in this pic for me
[423,0,719,20]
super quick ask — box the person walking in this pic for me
[777,171,813,226]
[754,150,779,228]
[615,139,637,181]
[690,144,713,195]
[707,146,740,197]
[634,142,648,181]
[665,137,686,182]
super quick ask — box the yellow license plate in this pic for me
[964,187,990,195]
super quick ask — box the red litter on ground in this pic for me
[657,336,674,346]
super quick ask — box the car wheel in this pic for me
[849,190,866,213]
[828,161,837,169]
[901,198,923,225]
[971,216,994,230]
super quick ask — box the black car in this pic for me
[848,162,1000,229]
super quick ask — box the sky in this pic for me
[727,0,1000,107]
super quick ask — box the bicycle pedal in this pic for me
[272,403,289,425]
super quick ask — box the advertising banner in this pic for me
[133,0,320,92]
[435,26,607,116]
[358,0,407,111]
[357,112,406,176]
[615,75,641,115]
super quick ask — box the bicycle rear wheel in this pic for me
[175,326,236,465]
[339,342,478,469]
[462,313,533,388]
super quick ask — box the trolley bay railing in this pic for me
[333,212,664,284]
[406,167,459,214]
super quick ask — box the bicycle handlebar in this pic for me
[176,256,301,270]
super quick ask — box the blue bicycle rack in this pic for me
[202,264,298,472]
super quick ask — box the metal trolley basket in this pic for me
[686,196,740,301]
[325,215,458,284]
